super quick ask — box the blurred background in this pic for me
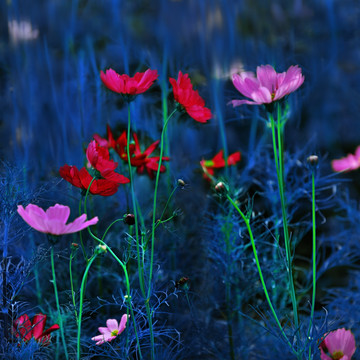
[2,1,360,359]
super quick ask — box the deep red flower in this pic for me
[13,313,59,345]
[169,71,212,123]
[200,149,241,180]
[100,68,158,96]
[130,133,170,179]
[94,126,135,162]
[59,165,121,196]
[93,126,169,179]
[93,124,117,150]
[86,140,129,184]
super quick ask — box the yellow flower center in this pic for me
[331,350,344,360]
[110,329,119,336]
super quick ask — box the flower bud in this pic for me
[71,242,79,250]
[123,214,135,226]
[307,155,319,170]
[177,179,186,187]
[215,181,228,195]
[95,244,107,255]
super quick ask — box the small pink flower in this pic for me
[230,64,304,107]
[332,146,360,172]
[319,328,356,360]
[91,314,129,345]
[17,204,98,235]
[100,68,158,96]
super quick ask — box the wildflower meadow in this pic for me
[1,1,360,359]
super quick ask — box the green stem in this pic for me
[69,249,78,323]
[145,108,177,360]
[78,197,88,261]
[308,171,317,359]
[83,181,143,358]
[270,107,299,333]
[76,254,97,360]
[147,108,177,296]
[126,103,146,298]
[50,247,69,360]
[226,194,294,353]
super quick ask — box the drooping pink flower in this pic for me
[319,328,356,360]
[230,64,304,107]
[91,314,129,345]
[100,68,158,96]
[200,149,241,180]
[169,71,212,123]
[17,203,98,235]
[13,313,59,345]
[332,146,360,172]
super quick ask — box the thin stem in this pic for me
[83,181,143,358]
[308,171,317,359]
[76,254,97,360]
[69,248,78,323]
[51,247,69,360]
[269,108,299,332]
[147,108,177,297]
[101,218,124,241]
[126,103,146,297]
[226,194,295,353]
[145,108,177,360]
[78,197,88,261]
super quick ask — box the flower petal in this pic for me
[106,319,119,332]
[256,65,278,93]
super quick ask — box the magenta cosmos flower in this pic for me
[332,146,360,172]
[91,314,129,345]
[230,64,304,107]
[100,68,158,96]
[17,204,98,235]
[169,71,212,123]
[319,328,356,360]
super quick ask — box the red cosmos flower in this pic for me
[200,149,241,180]
[169,71,212,123]
[93,126,169,179]
[86,140,129,184]
[130,133,170,179]
[93,124,117,149]
[100,68,158,98]
[94,126,135,162]
[13,313,59,345]
[59,165,121,196]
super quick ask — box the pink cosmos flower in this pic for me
[319,328,356,360]
[230,64,304,107]
[100,68,158,96]
[91,315,129,345]
[332,146,360,172]
[17,204,98,235]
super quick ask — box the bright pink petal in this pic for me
[229,99,260,107]
[332,155,360,172]
[106,319,119,332]
[232,72,259,99]
[45,204,70,224]
[17,204,48,233]
[98,327,111,335]
[118,314,129,334]
[250,86,272,104]
[62,214,98,234]
[256,65,278,93]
